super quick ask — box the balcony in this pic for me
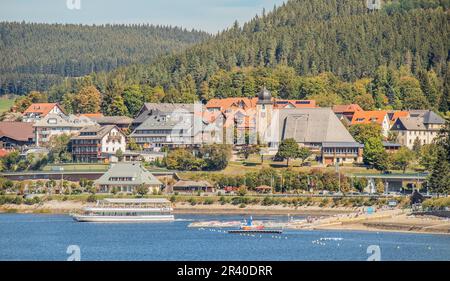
[107,136,122,142]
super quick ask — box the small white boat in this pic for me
[71,198,175,223]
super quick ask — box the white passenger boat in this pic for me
[71,198,175,222]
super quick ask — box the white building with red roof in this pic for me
[22,103,66,123]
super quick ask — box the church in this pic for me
[248,88,363,165]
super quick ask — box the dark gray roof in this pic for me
[382,141,401,147]
[278,108,357,144]
[257,87,272,104]
[408,110,445,124]
[133,103,198,125]
[91,116,133,125]
[132,115,193,131]
[392,111,444,131]
[133,110,152,125]
[423,111,445,124]
[395,117,426,130]
[143,103,196,113]
[71,125,120,140]
[322,142,363,148]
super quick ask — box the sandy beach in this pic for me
[315,213,450,235]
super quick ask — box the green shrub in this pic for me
[231,197,250,205]
[319,198,329,207]
[203,198,214,205]
[188,197,197,206]
[87,194,97,203]
[32,196,41,204]
[24,198,34,205]
[422,197,450,210]
[262,197,273,206]
[12,196,23,205]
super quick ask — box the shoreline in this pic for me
[0,201,449,235]
[307,212,450,235]
[0,201,355,216]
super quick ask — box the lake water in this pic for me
[0,214,449,261]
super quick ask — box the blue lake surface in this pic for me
[0,214,449,261]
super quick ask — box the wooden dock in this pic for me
[228,229,283,234]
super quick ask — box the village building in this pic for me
[390,110,445,149]
[70,125,126,163]
[33,114,97,147]
[107,150,166,163]
[130,112,203,150]
[22,103,65,123]
[382,141,401,153]
[0,121,34,150]
[88,116,133,132]
[205,96,316,113]
[332,104,363,122]
[254,185,273,194]
[80,113,104,119]
[95,162,162,194]
[132,103,198,129]
[388,111,409,124]
[351,110,391,137]
[264,107,363,165]
[171,180,214,193]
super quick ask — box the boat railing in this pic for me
[95,202,172,209]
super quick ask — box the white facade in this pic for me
[391,112,445,149]
[23,104,65,123]
[380,115,391,137]
[100,127,126,154]
[34,114,96,146]
[395,129,440,149]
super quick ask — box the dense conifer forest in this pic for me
[4,0,450,115]
[0,22,210,95]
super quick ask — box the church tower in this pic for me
[256,87,273,144]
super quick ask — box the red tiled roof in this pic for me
[80,113,104,118]
[274,99,317,109]
[351,111,388,126]
[206,97,316,111]
[23,103,64,116]
[333,104,363,113]
[206,98,257,111]
[390,111,409,122]
[0,122,34,141]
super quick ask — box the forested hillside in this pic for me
[8,0,450,116]
[0,22,210,95]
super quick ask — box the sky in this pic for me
[0,0,286,33]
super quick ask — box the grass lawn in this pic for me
[42,164,109,171]
[179,158,381,181]
[0,96,15,113]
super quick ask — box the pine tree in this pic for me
[428,148,450,195]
